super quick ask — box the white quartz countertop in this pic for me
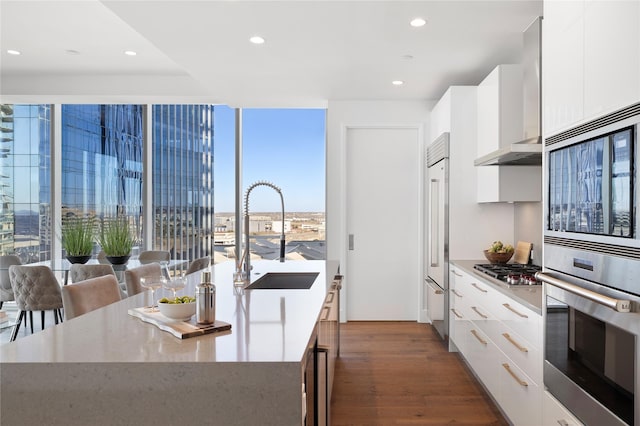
[0,260,339,364]
[450,259,543,315]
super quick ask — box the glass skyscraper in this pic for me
[153,105,214,261]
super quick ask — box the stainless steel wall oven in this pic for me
[542,102,640,426]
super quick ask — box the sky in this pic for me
[213,106,326,213]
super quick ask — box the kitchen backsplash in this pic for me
[514,201,542,265]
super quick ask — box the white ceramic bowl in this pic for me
[157,300,196,321]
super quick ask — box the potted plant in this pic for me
[97,217,135,265]
[61,216,96,264]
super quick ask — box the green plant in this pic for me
[61,216,95,256]
[98,217,135,256]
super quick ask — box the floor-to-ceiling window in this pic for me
[153,105,214,260]
[62,105,144,252]
[0,105,50,262]
[1,103,215,264]
[213,108,326,264]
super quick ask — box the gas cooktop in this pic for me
[473,263,542,286]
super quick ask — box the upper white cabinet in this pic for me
[543,0,640,136]
[543,0,584,135]
[583,0,640,119]
[476,64,541,203]
[477,64,523,157]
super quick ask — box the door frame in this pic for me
[339,123,425,322]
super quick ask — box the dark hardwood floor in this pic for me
[330,321,508,426]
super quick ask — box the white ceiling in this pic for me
[0,0,542,107]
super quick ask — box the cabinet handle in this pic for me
[325,292,335,304]
[502,333,528,352]
[470,329,487,345]
[452,270,463,277]
[472,283,487,293]
[502,303,528,318]
[450,308,463,319]
[557,420,569,426]
[321,306,330,321]
[451,289,463,298]
[502,363,528,387]
[471,306,488,319]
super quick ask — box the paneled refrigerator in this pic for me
[425,132,449,340]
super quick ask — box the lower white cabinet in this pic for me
[543,391,584,426]
[449,265,543,425]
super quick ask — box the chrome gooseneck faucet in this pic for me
[242,181,285,282]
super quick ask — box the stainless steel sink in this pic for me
[245,272,319,290]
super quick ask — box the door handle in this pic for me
[348,234,354,250]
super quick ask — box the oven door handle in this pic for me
[536,272,631,313]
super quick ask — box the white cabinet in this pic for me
[543,0,584,135]
[449,265,542,425]
[476,64,541,203]
[543,391,584,426]
[583,0,640,119]
[477,64,523,157]
[543,0,640,136]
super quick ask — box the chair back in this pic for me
[70,264,116,283]
[61,275,122,320]
[124,263,162,296]
[9,265,63,311]
[138,250,170,264]
[185,256,211,276]
[0,255,21,302]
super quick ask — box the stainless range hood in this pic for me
[475,17,542,167]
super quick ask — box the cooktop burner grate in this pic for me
[473,263,542,285]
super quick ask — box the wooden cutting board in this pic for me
[513,241,532,265]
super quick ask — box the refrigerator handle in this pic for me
[430,178,439,267]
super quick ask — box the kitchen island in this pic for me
[0,260,339,426]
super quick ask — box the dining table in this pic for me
[27,257,190,285]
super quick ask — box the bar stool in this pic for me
[61,275,122,320]
[185,256,211,276]
[124,263,162,296]
[9,265,63,341]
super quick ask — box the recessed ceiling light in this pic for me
[7,49,21,55]
[402,54,414,60]
[392,80,404,86]
[65,49,80,55]
[410,17,427,27]
[249,36,265,45]
[124,50,137,56]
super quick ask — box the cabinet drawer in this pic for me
[543,391,583,426]
[498,358,542,426]
[490,326,542,385]
[490,291,541,349]
[465,325,500,397]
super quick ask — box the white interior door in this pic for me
[346,127,420,320]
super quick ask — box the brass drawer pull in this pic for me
[502,333,528,352]
[321,306,331,321]
[451,289,463,298]
[471,306,488,319]
[557,420,569,426]
[452,270,463,277]
[502,303,528,318]
[470,329,487,345]
[472,283,487,293]
[325,292,335,304]
[450,308,463,319]
[502,363,528,387]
